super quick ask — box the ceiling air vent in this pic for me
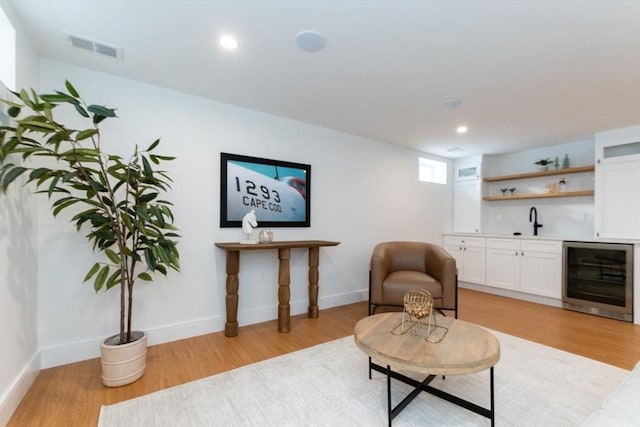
[66,33,123,61]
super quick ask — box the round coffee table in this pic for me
[354,312,500,426]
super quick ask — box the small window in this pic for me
[419,157,447,184]
[0,5,16,90]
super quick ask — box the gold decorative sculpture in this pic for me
[391,289,448,343]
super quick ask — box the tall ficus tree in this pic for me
[0,81,180,345]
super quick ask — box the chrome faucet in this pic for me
[529,206,543,236]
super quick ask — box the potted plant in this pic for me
[0,81,180,386]
[534,158,552,171]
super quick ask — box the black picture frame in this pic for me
[220,152,311,228]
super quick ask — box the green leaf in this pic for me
[141,156,153,178]
[74,103,89,118]
[87,105,117,118]
[52,198,80,217]
[138,192,158,203]
[138,272,153,281]
[40,93,76,103]
[7,106,20,118]
[17,120,57,131]
[65,80,79,98]
[1,166,28,190]
[147,139,160,152]
[94,265,110,292]
[105,248,121,264]
[75,128,98,141]
[144,248,157,271]
[105,270,120,290]
[83,263,101,283]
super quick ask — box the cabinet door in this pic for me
[444,244,463,277]
[462,246,486,285]
[486,248,519,290]
[520,251,561,298]
[595,160,640,239]
[453,179,481,233]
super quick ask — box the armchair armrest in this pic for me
[370,244,392,305]
[424,245,457,309]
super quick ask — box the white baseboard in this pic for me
[39,289,367,369]
[0,353,40,427]
[460,282,562,308]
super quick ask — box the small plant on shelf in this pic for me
[534,158,552,171]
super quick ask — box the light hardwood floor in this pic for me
[8,288,640,426]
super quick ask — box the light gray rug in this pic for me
[98,331,630,426]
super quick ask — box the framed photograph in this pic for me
[220,152,311,228]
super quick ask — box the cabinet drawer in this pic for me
[443,236,485,248]
[486,238,520,250]
[521,239,562,254]
[463,237,485,248]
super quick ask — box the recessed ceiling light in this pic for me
[219,35,238,50]
[456,125,468,134]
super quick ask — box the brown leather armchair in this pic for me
[369,241,457,316]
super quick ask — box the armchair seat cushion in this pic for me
[383,271,443,306]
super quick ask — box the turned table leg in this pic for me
[224,250,240,337]
[308,246,320,318]
[278,248,291,333]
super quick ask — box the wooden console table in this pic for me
[215,240,340,336]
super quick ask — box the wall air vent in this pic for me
[65,33,123,61]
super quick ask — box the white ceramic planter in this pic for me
[100,331,148,387]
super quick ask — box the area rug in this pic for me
[98,331,630,426]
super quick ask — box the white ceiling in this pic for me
[5,0,640,158]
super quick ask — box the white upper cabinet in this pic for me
[594,126,640,239]
[453,155,483,233]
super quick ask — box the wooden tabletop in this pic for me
[215,240,340,251]
[354,312,500,376]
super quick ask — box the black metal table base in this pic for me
[368,358,495,426]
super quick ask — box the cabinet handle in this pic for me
[521,251,525,256]
[464,247,467,251]
[515,251,518,256]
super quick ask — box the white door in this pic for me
[453,179,482,233]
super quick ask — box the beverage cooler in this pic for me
[562,241,633,322]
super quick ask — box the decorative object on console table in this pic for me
[0,81,181,387]
[562,154,571,169]
[258,229,274,243]
[240,210,258,244]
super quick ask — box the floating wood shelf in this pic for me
[483,190,594,201]
[483,165,595,182]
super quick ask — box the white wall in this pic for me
[36,59,453,367]
[482,140,595,239]
[0,1,39,425]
